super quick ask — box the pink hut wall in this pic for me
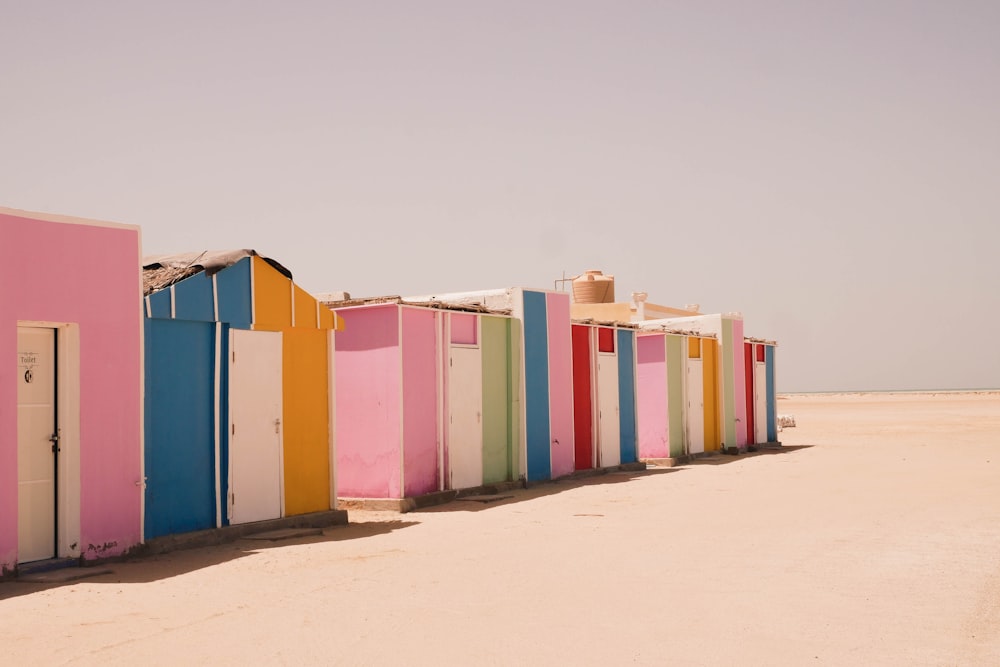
[636,333,669,458]
[402,308,439,496]
[546,292,575,477]
[334,305,402,498]
[0,211,142,566]
[732,318,748,448]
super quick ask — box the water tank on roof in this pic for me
[572,270,615,304]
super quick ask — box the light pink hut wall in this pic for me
[732,318,748,447]
[0,211,142,565]
[402,308,439,496]
[334,305,401,498]
[546,292,575,477]
[636,333,669,458]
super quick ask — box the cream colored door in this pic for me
[597,354,620,467]
[17,327,57,563]
[229,330,284,524]
[448,346,483,490]
[755,361,768,444]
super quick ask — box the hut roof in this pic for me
[321,295,510,315]
[744,336,778,346]
[637,322,717,338]
[142,250,291,296]
[571,318,639,329]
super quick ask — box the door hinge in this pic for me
[231,424,235,435]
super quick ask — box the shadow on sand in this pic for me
[686,444,813,467]
[418,466,685,514]
[0,519,417,600]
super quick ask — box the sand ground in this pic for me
[2,392,998,665]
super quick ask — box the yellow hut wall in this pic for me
[282,328,332,514]
[249,256,340,515]
[703,339,721,452]
[253,255,293,331]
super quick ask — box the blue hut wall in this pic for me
[143,318,219,539]
[522,290,552,482]
[616,328,638,464]
[765,345,777,442]
[215,257,252,329]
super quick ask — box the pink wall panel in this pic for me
[402,308,439,496]
[449,312,477,345]
[334,305,402,498]
[732,318,747,447]
[1,212,142,565]
[545,292,575,477]
[636,334,669,458]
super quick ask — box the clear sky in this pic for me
[4,1,998,392]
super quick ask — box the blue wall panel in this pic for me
[522,291,551,482]
[144,318,217,539]
[215,257,253,329]
[173,272,215,322]
[218,324,230,525]
[766,345,777,442]
[148,289,172,319]
[617,329,638,463]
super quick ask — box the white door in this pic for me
[17,327,57,563]
[755,361,767,444]
[687,358,705,455]
[229,330,283,524]
[597,354,620,467]
[448,346,483,490]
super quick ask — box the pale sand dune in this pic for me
[2,392,998,665]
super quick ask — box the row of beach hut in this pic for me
[1,207,778,572]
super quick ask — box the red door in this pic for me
[572,325,593,470]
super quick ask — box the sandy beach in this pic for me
[2,391,998,665]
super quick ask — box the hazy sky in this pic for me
[4,1,998,392]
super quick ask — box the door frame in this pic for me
[16,321,81,562]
